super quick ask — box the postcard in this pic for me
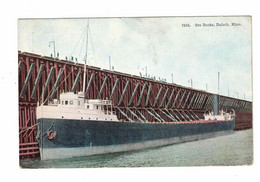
[18,16,252,168]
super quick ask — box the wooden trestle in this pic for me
[18,51,252,158]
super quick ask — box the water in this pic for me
[20,129,253,168]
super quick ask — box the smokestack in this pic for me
[213,94,220,115]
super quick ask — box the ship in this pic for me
[35,21,236,160]
[36,91,235,160]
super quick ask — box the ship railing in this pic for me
[102,100,112,105]
[85,99,112,105]
[103,110,116,115]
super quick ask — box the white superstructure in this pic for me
[204,109,235,121]
[36,92,119,121]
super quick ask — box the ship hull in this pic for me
[37,119,236,160]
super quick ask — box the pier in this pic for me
[18,51,252,159]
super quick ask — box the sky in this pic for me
[18,16,252,101]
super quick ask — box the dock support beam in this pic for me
[133,107,148,122]
[97,76,108,99]
[20,63,35,98]
[31,64,44,99]
[118,80,129,106]
[150,108,165,122]
[50,68,63,100]
[145,83,152,106]
[41,66,54,100]
[205,95,212,109]
[160,109,177,122]
[187,93,196,109]
[182,111,191,121]
[186,110,196,120]
[145,108,162,122]
[85,73,94,99]
[110,78,119,100]
[207,95,214,109]
[18,61,23,73]
[182,92,191,109]
[166,89,175,108]
[175,110,186,121]
[116,107,133,122]
[204,95,212,109]
[137,83,146,106]
[126,108,144,122]
[170,110,181,121]
[171,89,181,108]
[192,93,201,109]
[165,109,180,122]
[220,97,226,108]
[160,88,169,107]
[153,87,163,107]
[128,82,140,106]
[201,94,207,108]
[71,71,81,92]
[198,94,207,109]
[190,110,200,120]
[177,90,186,108]
[194,94,204,109]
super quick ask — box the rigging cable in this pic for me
[89,26,97,66]
[70,26,87,59]
[19,123,38,134]
[78,29,87,63]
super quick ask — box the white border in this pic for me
[0,0,259,182]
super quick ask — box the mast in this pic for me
[109,56,111,70]
[218,72,220,95]
[82,20,89,96]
